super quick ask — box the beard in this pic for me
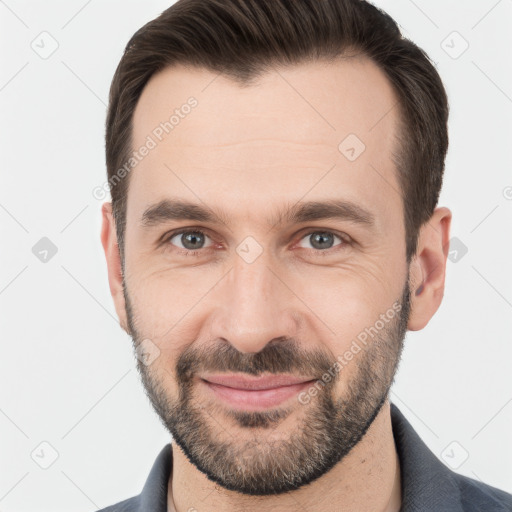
[124,276,411,496]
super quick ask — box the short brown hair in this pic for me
[105,0,449,265]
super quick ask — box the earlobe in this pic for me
[100,202,129,333]
[407,207,452,331]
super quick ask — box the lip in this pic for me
[202,374,315,390]
[200,374,317,410]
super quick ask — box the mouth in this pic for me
[199,374,317,411]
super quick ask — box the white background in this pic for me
[1,1,511,510]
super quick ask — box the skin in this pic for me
[101,57,452,512]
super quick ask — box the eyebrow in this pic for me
[140,198,376,230]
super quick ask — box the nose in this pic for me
[210,252,301,354]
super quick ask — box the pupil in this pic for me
[182,232,204,250]
[311,232,333,250]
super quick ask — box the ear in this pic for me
[407,207,452,331]
[100,202,129,333]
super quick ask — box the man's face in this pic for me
[121,58,412,495]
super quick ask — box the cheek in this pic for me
[126,262,223,337]
[289,260,403,349]
[126,243,406,361]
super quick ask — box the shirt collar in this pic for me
[138,442,172,511]
[390,402,463,511]
[136,402,463,512]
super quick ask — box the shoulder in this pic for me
[454,472,512,511]
[93,495,140,512]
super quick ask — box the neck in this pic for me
[169,400,402,512]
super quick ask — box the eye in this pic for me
[166,229,214,252]
[297,230,349,252]
[162,228,350,257]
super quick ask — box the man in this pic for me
[98,0,512,510]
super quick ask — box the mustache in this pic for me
[176,337,337,384]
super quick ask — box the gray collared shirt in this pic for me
[95,403,512,511]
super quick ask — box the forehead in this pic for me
[128,57,401,230]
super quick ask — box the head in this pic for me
[101,0,452,496]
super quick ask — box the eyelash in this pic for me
[161,228,352,257]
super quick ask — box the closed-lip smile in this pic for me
[199,373,317,410]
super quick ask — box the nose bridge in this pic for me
[214,250,299,354]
